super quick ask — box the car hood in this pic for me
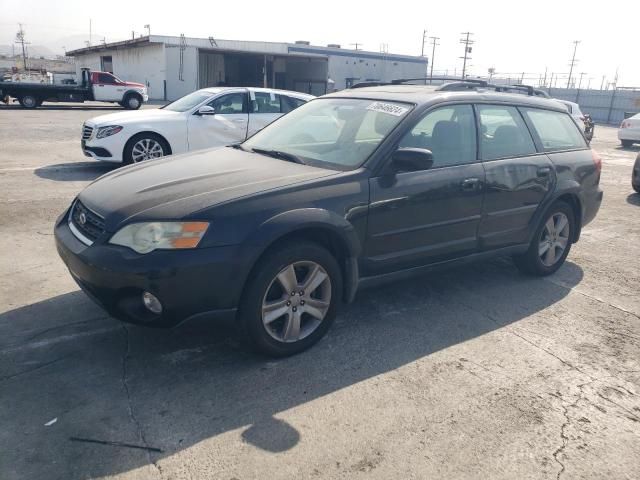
[86,108,179,126]
[124,81,145,89]
[78,147,337,231]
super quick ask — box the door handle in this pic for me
[461,178,480,191]
[537,167,551,177]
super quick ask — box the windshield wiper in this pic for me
[228,143,245,151]
[250,148,305,165]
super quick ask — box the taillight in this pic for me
[591,149,602,174]
[621,121,628,129]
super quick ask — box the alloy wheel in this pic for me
[538,212,570,266]
[261,261,332,343]
[131,138,164,162]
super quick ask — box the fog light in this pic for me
[142,291,162,314]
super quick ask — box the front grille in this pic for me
[69,200,105,244]
[82,124,94,140]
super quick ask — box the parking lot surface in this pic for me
[1,103,639,480]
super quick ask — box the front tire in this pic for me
[123,94,142,110]
[238,241,342,357]
[513,201,575,276]
[123,133,171,164]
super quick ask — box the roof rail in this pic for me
[350,81,391,89]
[391,77,488,86]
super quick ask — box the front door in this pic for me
[187,91,249,151]
[474,104,554,250]
[92,72,124,101]
[365,104,485,275]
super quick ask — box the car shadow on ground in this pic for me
[627,193,640,206]
[0,258,584,479]
[34,162,116,182]
[616,145,640,153]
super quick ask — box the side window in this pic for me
[522,108,588,152]
[281,96,307,113]
[210,93,247,114]
[253,92,282,113]
[98,73,115,84]
[477,105,537,161]
[398,104,477,167]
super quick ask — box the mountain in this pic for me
[0,44,57,58]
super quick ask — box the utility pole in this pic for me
[428,36,440,83]
[567,40,580,88]
[421,29,428,57]
[577,72,586,89]
[542,67,548,87]
[600,75,606,90]
[459,32,474,78]
[144,24,151,36]
[15,24,29,71]
[350,43,362,50]
[89,19,92,46]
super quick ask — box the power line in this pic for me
[567,40,580,88]
[459,32,474,78]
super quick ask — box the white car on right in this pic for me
[619,113,640,148]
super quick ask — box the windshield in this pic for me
[162,91,214,112]
[243,98,412,170]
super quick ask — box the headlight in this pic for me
[109,222,209,254]
[96,125,123,139]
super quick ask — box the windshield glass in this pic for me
[162,91,214,112]
[243,98,413,170]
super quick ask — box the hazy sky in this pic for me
[1,0,638,87]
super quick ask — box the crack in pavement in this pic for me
[121,325,164,479]
[0,353,73,382]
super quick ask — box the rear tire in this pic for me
[19,94,38,109]
[633,183,640,194]
[238,241,342,357]
[123,133,171,165]
[622,140,633,148]
[513,201,575,276]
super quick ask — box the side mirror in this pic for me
[196,105,215,116]
[391,148,434,172]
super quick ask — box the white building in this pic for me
[67,35,428,101]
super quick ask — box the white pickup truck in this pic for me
[0,68,148,109]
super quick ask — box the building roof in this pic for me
[66,35,427,65]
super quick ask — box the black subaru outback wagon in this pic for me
[55,82,603,356]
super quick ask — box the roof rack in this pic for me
[349,77,551,98]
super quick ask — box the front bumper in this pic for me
[54,211,245,327]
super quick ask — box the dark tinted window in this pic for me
[253,92,281,113]
[477,105,537,160]
[210,93,247,114]
[522,108,587,152]
[398,104,477,167]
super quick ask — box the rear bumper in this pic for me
[618,129,640,141]
[54,211,247,328]
[582,188,603,228]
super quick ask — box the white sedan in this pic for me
[619,113,640,148]
[81,87,314,164]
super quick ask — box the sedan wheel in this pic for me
[538,213,570,267]
[262,261,332,343]
[131,138,164,162]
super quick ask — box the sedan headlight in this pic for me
[109,222,209,254]
[96,125,123,139]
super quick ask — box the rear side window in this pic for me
[477,105,537,161]
[522,108,587,152]
[253,92,282,113]
[398,104,477,167]
[282,96,307,113]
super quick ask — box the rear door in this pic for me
[248,89,285,136]
[365,103,485,275]
[187,91,249,151]
[475,104,554,250]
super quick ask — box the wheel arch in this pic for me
[530,188,583,245]
[238,209,362,304]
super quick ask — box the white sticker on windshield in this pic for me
[367,102,409,116]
